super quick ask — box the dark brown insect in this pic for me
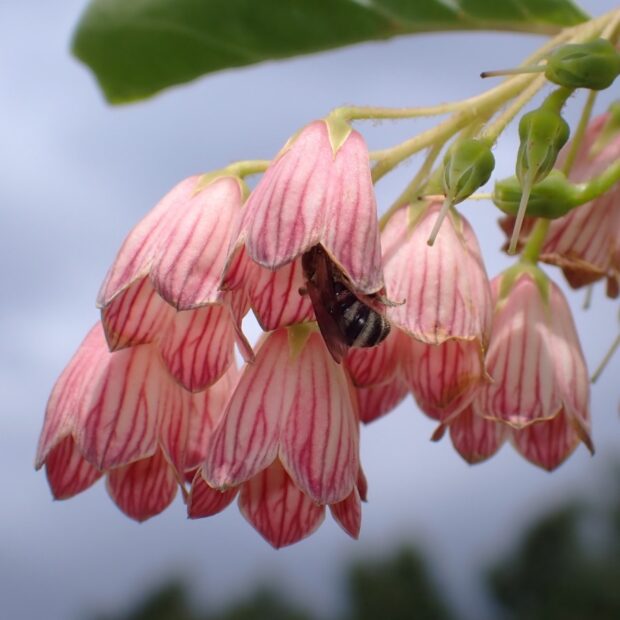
[301,245,391,363]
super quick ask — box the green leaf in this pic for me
[72,0,589,104]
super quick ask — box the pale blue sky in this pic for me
[1,1,619,619]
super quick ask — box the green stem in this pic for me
[225,159,271,177]
[576,157,620,203]
[332,101,466,122]
[378,141,444,230]
[561,89,598,175]
[368,11,611,181]
[520,218,550,264]
[482,74,546,143]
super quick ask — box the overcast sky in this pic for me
[2,1,619,619]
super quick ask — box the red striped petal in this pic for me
[407,338,487,421]
[355,376,409,424]
[239,121,383,293]
[205,330,291,488]
[238,461,325,548]
[345,329,401,388]
[448,406,507,464]
[280,331,359,504]
[511,411,584,471]
[106,450,178,521]
[158,363,236,478]
[384,206,492,345]
[45,436,102,499]
[322,129,383,294]
[240,123,330,271]
[330,487,361,539]
[187,471,238,518]
[101,278,173,351]
[159,304,234,391]
[36,324,107,467]
[478,273,589,429]
[76,343,164,470]
[151,176,243,309]
[98,176,201,307]
[249,259,313,331]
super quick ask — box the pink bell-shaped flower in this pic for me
[36,323,236,521]
[98,174,252,392]
[382,205,493,422]
[475,268,593,468]
[188,460,363,548]
[203,324,360,505]
[222,119,385,333]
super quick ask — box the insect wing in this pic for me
[304,251,348,363]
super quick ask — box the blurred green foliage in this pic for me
[91,473,620,620]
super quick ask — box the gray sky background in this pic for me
[1,1,619,619]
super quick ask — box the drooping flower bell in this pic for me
[221,119,386,334]
[475,267,593,470]
[381,204,493,423]
[188,460,366,548]
[203,324,360,505]
[35,323,236,521]
[98,174,253,391]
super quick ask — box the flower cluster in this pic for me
[37,104,618,546]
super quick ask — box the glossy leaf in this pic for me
[72,0,588,103]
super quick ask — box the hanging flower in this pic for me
[475,267,593,469]
[188,460,364,548]
[98,174,252,391]
[222,119,385,333]
[35,323,236,521]
[383,205,492,422]
[203,324,360,505]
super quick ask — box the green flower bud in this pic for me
[442,138,495,204]
[546,39,620,91]
[493,170,580,219]
[517,107,570,186]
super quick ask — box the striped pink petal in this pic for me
[345,329,403,388]
[238,121,383,293]
[187,471,238,518]
[511,410,589,471]
[150,176,244,309]
[330,487,362,539]
[477,272,590,430]
[238,460,325,549]
[106,450,178,521]
[76,341,166,470]
[541,186,620,288]
[205,329,293,488]
[98,176,202,308]
[448,406,507,464]
[384,206,492,346]
[158,363,237,476]
[355,376,409,424]
[45,436,102,499]
[36,323,107,467]
[248,258,313,331]
[279,331,359,504]
[205,328,359,504]
[321,128,383,293]
[158,304,235,391]
[184,365,238,472]
[101,278,174,351]
[407,338,488,421]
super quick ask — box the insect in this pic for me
[301,245,391,363]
